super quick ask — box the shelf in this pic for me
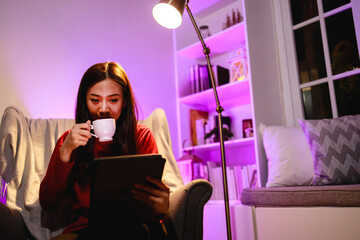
[184,137,254,153]
[177,22,246,59]
[179,79,251,110]
[207,200,242,205]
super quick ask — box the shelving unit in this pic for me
[174,0,283,238]
[174,0,255,188]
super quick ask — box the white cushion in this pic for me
[262,124,314,187]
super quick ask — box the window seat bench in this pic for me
[240,184,360,240]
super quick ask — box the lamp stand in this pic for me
[185,1,232,239]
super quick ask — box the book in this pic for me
[199,65,210,91]
[233,165,244,197]
[190,64,229,93]
[206,161,220,200]
[240,164,258,188]
[189,65,195,94]
[206,162,239,200]
[213,65,230,86]
[241,165,250,188]
[194,64,200,93]
[226,166,238,200]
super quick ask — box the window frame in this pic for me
[273,0,360,125]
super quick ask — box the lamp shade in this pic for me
[152,0,185,29]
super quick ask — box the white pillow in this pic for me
[262,125,314,187]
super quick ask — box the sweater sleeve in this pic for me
[137,125,158,154]
[39,130,75,212]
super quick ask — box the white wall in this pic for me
[0,0,179,157]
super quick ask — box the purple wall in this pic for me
[0,0,179,157]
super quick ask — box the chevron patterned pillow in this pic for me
[299,114,360,186]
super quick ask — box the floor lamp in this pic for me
[153,1,232,239]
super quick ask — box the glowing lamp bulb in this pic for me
[152,3,182,29]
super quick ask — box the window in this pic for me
[289,0,360,119]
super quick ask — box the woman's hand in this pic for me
[60,120,92,163]
[132,176,170,217]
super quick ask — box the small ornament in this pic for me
[229,47,248,82]
[237,9,243,23]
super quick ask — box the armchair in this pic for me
[0,106,212,240]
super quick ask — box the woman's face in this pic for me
[86,79,124,121]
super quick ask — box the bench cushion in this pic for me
[241,184,360,207]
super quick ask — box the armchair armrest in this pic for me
[164,179,212,240]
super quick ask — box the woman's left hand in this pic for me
[132,176,170,217]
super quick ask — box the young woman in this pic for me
[40,62,169,239]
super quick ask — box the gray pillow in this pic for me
[299,114,360,185]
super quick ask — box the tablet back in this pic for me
[89,154,166,229]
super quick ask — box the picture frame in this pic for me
[190,109,209,145]
[242,119,253,138]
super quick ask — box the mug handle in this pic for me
[90,125,97,138]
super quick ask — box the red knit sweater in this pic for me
[39,124,158,234]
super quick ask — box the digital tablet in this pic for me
[89,154,166,224]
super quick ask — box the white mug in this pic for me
[91,118,116,142]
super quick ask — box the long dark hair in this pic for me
[72,62,139,184]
